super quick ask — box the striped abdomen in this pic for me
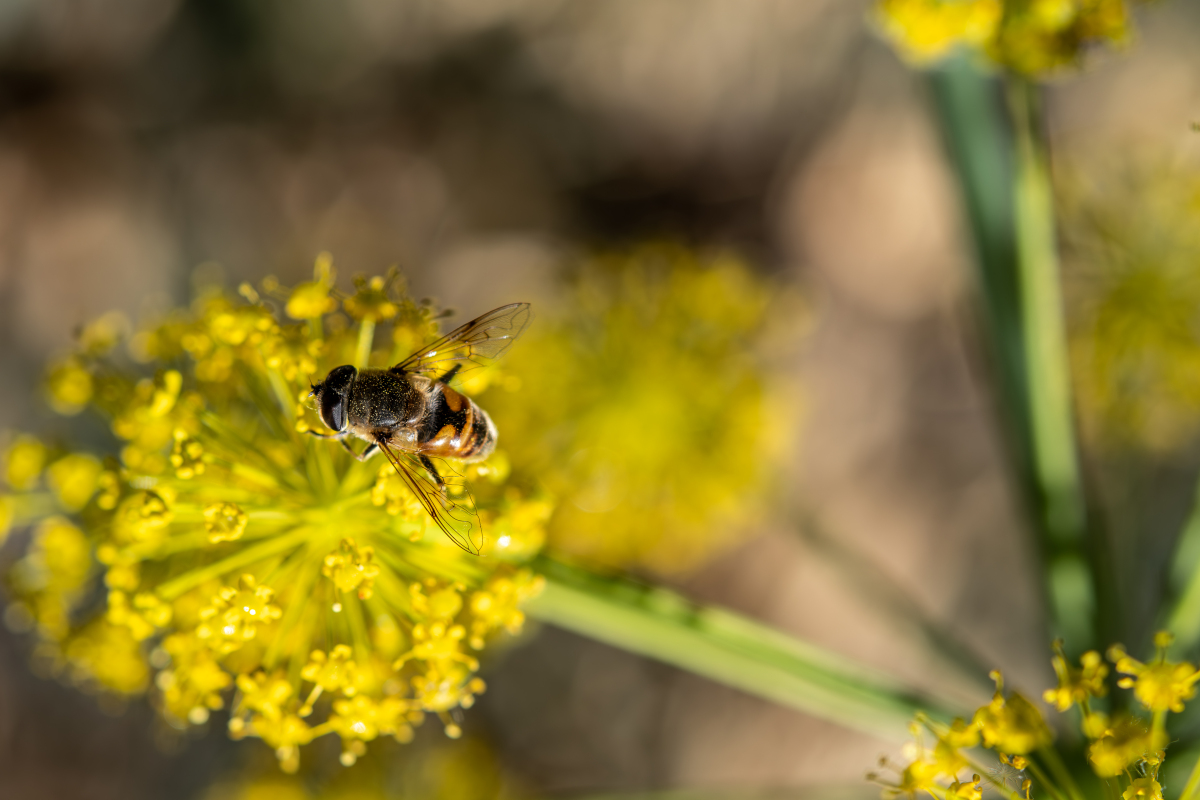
[416,383,497,461]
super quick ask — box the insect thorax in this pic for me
[346,370,426,431]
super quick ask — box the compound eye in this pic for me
[318,365,357,432]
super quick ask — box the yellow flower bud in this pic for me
[1088,714,1164,777]
[45,357,94,415]
[204,502,248,544]
[286,253,337,320]
[171,429,206,479]
[344,274,400,322]
[1044,640,1108,711]
[112,490,173,547]
[1110,632,1200,713]
[0,494,12,544]
[973,673,1054,755]
[5,436,47,491]
[1124,777,1165,800]
[321,538,380,598]
[47,454,102,512]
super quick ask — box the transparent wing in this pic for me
[393,302,531,377]
[376,440,483,555]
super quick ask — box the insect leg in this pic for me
[332,438,381,462]
[437,364,462,384]
[305,429,343,440]
[418,454,447,493]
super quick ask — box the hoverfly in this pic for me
[307,302,531,554]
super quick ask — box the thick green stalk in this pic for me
[1006,77,1085,552]
[1163,486,1200,648]
[1178,751,1200,800]
[1008,76,1102,652]
[1037,745,1085,800]
[928,61,1098,651]
[524,558,966,741]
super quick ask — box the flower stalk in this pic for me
[525,557,965,740]
[928,59,1103,652]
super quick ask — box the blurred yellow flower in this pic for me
[1110,631,1200,714]
[201,735,513,800]
[873,0,1144,75]
[46,453,102,512]
[1088,714,1163,777]
[5,435,47,491]
[949,775,983,800]
[1124,775,1165,800]
[973,671,1053,755]
[285,252,338,320]
[875,0,1002,64]
[0,494,11,543]
[0,258,550,771]
[870,720,974,798]
[484,244,798,574]
[44,357,94,415]
[1043,639,1107,711]
[1062,162,1200,453]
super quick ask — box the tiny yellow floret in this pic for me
[1110,632,1200,713]
[204,502,249,544]
[973,671,1053,755]
[1044,639,1108,712]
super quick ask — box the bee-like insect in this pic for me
[307,302,531,553]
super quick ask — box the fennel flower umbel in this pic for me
[1,256,549,771]
[875,635,1194,800]
[484,244,795,574]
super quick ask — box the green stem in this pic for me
[156,526,312,599]
[1151,708,1167,746]
[1037,746,1084,800]
[1026,759,1067,800]
[262,547,317,669]
[267,368,296,423]
[124,521,294,561]
[355,319,376,370]
[929,59,1098,651]
[524,558,965,741]
[1163,486,1200,648]
[1007,76,1101,652]
[1007,76,1084,556]
[1178,751,1200,800]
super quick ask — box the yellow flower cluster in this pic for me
[483,244,798,574]
[0,257,550,771]
[201,736,510,800]
[873,0,1145,75]
[876,634,1196,799]
[1062,163,1200,453]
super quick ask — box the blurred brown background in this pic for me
[2,1,1200,798]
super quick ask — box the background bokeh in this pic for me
[2,0,1200,797]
